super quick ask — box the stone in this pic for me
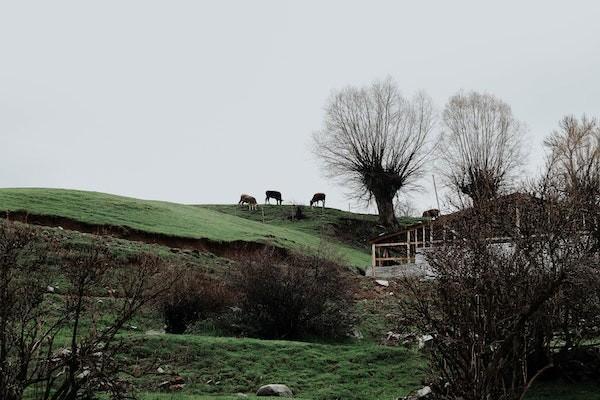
[375,279,389,287]
[157,367,165,374]
[256,384,293,397]
[399,385,433,400]
[169,384,185,391]
[158,381,170,389]
[418,334,433,349]
[47,286,55,293]
[416,386,432,397]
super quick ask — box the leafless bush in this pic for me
[161,269,234,334]
[400,186,598,399]
[0,221,175,400]
[233,248,356,340]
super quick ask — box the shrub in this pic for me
[161,269,234,334]
[0,220,174,400]
[233,248,356,340]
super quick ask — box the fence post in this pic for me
[371,244,377,277]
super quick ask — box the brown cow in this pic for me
[238,194,258,210]
[422,208,440,219]
[310,193,326,208]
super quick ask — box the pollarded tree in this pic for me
[545,115,600,251]
[439,91,525,202]
[545,115,600,204]
[313,78,436,228]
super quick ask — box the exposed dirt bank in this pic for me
[1,210,287,260]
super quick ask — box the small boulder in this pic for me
[256,384,293,397]
[399,385,433,400]
[169,384,185,391]
[416,386,432,397]
[375,279,389,287]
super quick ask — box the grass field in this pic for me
[2,188,598,400]
[126,334,599,400]
[0,188,373,267]
[127,334,424,400]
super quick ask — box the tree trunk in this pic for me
[374,192,399,228]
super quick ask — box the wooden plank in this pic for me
[374,242,408,247]
[374,257,415,261]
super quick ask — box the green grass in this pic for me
[126,334,598,400]
[125,334,425,400]
[0,188,372,268]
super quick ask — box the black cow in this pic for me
[310,193,326,208]
[265,190,283,205]
[422,208,440,219]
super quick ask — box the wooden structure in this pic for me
[369,221,442,272]
[368,193,540,276]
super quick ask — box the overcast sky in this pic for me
[1,1,599,213]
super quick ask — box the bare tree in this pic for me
[394,194,417,218]
[313,78,436,228]
[439,91,525,202]
[545,115,600,207]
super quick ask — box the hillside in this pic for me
[0,188,384,268]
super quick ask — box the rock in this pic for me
[418,334,433,349]
[351,329,363,340]
[76,369,90,379]
[236,393,249,398]
[158,380,170,389]
[375,279,389,287]
[47,286,55,293]
[171,376,185,385]
[169,384,185,391]
[399,385,433,400]
[157,367,165,374]
[256,384,293,397]
[416,386,432,397]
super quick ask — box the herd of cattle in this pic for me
[238,191,440,219]
[238,191,326,210]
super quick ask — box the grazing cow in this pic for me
[422,208,440,219]
[265,190,283,205]
[310,193,326,208]
[238,194,258,210]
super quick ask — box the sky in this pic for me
[1,1,599,214]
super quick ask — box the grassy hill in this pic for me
[0,188,379,268]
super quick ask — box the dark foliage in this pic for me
[0,221,175,400]
[161,270,234,334]
[233,249,356,340]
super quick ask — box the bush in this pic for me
[161,269,234,334]
[233,248,356,340]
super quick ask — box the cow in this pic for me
[422,208,440,219]
[310,192,326,208]
[238,194,258,210]
[265,190,283,205]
